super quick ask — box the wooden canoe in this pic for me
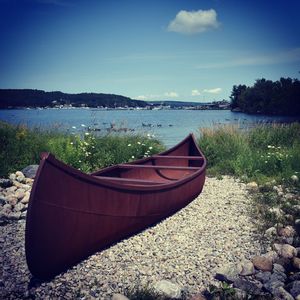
[25,133,207,279]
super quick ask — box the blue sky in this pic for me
[0,0,300,102]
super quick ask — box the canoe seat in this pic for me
[95,176,165,185]
[152,155,204,160]
[119,164,200,170]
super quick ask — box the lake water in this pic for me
[0,108,298,147]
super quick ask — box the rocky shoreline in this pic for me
[0,170,299,299]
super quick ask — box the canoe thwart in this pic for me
[152,155,204,160]
[94,176,165,185]
[119,164,200,170]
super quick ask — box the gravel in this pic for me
[0,176,264,299]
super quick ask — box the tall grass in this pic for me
[198,122,300,185]
[0,121,165,177]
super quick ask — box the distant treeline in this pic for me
[0,89,147,108]
[230,77,300,116]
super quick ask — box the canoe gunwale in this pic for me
[36,133,206,192]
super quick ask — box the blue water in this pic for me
[0,108,298,147]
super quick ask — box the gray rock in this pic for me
[264,280,284,293]
[22,165,39,179]
[153,280,182,299]
[239,260,255,276]
[20,193,30,204]
[215,263,242,283]
[15,189,25,200]
[274,263,286,274]
[255,271,271,283]
[233,288,247,300]
[6,186,17,193]
[264,251,279,263]
[292,205,300,215]
[14,202,25,212]
[8,211,21,220]
[269,207,285,219]
[295,219,300,235]
[0,196,6,206]
[274,243,297,259]
[265,227,277,237]
[9,173,16,181]
[289,272,300,281]
[246,182,259,192]
[293,257,300,270]
[270,271,287,283]
[111,294,130,300]
[15,171,25,183]
[278,226,296,238]
[291,175,299,183]
[288,280,300,298]
[233,278,263,295]
[0,178,12,188]
[274,286,294,300]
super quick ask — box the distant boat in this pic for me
[25,134,207,279]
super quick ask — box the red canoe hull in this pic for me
[25,134,206,279]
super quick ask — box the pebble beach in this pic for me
[0,175,265,299]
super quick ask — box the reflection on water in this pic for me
[0,108,298,147]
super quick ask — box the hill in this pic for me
[0,89,147,108]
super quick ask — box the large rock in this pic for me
[274,243,297,259]
[22,165,39,179]
[215,263,242,283]
[111,294,130,300]
[265,227,277,238]
[0,196,6,206]
[252,256,273,272]
[246,182,259,192]
[293,257,300,270]
[288,280,300,298]
[278,226,296,238]
[274,287,294,300]
[239,260,255,276]
[264,280,284,294]
[15,171,25,183]
[233,278,262,295]
[255,271,271,283]
[153,280,182,299]
[0,178,12,188]
[15,188,25,200]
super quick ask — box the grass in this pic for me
[0,121,165,177]
[198,122,300,186]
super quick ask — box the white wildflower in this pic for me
[128,144,131,147]
[149,146,153,150]
[72,126,76,129]
[70,142,73,145]
[137,141,141,145]
[131,155,135,159]
[81,124,86,127]
[85,132,89,136]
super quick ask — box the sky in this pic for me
[0,0,300,102]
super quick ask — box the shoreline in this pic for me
[0,175,264,299]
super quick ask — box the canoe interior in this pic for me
[25,133,207,279]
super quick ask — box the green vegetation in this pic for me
[230,77,300,116]
[198,122,300,185]
[0,121,164,177]
[0,89,147,108]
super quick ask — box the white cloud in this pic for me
[203,88,222,94]
[191,89,201,96]
[164,92,179,98]
[168,9,219,35]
